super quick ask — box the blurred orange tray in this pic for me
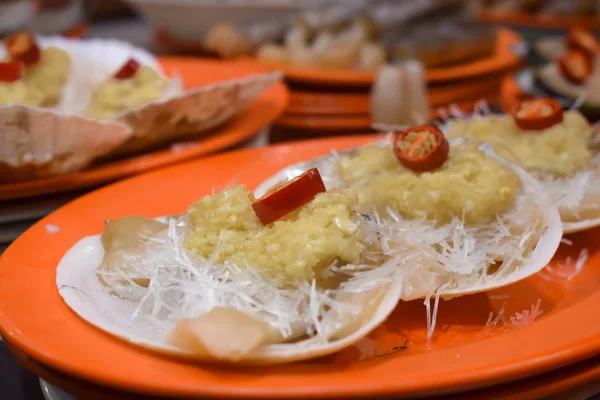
[479,8,600,30]
[2,135,600,399]
[277,97,498,133]
[255,29,522,87]
[286,77,503,116]
[276,113,372,131]
[287,92,370,115]
[0,58,289,201]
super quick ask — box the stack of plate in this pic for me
[269,29,524,142]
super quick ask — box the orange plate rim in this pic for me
[1,135,600,399]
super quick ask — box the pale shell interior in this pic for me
[254,139,563,300]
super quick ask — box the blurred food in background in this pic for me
[126,0,324,52]
[387,11,497,69]
[202,0,489,71]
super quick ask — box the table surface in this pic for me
[2,16,600,400]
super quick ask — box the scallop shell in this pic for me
[0,36,281,180]
[435,113,600,234]
[0,36,136,182]
[43,37,282,156]
[254,139,563,300]
[56,231,404,365]
[0,105,130,183]
[113,71,282,156]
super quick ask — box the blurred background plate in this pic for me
[252,29,523,87]
[0,58,288,201]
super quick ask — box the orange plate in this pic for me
[287,92,370,115]
[1,135,600,399]
[499,73,530,114]
[286,76,504,116]
[275,113,372,131]
[479,8,600,30]
[5,341,600,400]
[277,97,498,134]
[253,29,522,87]
[0,58,289,201]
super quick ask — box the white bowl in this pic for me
[124,0,327,43]
[0,0,36,34]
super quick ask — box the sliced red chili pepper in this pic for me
[393,125,449,172]
[511,97,564,131]
[4,32,41,66]
[113,58,140,80]
[0,61,24,83]
[566,28,600,58]
[557,50,594,85]
[252,168,326,225]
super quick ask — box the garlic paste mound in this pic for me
[0,47,69,107]
[86,66,168,119]
[445,111,594,176]
[22,47,70,107]
[183,185,365,280]
[335,143,520,225]
[0,81,44,107]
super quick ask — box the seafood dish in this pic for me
[57,126,562,364]
[443,97,600,233]
[0,32,280,182]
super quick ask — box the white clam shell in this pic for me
[56,230,405,364]
[0,105,130,182]
[254,138,563,300]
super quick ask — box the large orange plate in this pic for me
[254,29,522,87]
[5,342,600,400]
[0,58,289,201]
[1,135,600,399]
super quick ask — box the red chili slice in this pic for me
[511,97,564,131]
[4,32,41,66]
[566,28,600,58]
[393,125,449,172]
[0,61,24,83]
[113,58,140,80]
[557,50,594,85]
[252,168,326,225]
